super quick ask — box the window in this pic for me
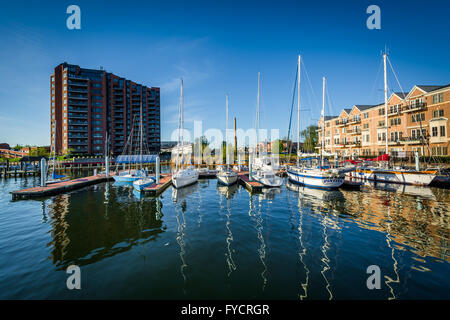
[433,110,444,118]
[411,113,425,123]
[390,118,401,126]
[432,127,438,137]
[440,126,446,137]
[432,93,444,104]
[364,134,370,142]
[92,108,102,113]
[363,123,369,129]
[363,112,369,119]
[378,108,385,115]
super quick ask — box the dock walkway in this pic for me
[237,172,263,192]
[11,174,112,200]
[143,173,173,196]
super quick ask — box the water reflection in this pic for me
[46,183,165,270]
[384,205,400,300]
[217,183,238,277]
[171,184,198,295]
[285,184,310,300]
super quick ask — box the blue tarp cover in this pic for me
[116,155,157,164]
[52,172,66,179]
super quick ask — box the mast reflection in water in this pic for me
[0,175,449,299]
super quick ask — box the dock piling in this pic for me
[249,153,253,181]
[156,156,160,184]
[40,158,46,187]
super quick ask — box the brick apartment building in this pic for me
[51,62,160,156]
[317,84,450,157]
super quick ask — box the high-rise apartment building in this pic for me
[317,84,450,157]
[50,62,160,156]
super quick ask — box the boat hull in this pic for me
[217,174,238,186]
[132,179,155,192]
[172,170,199,189]
[113,175,141,183]
[287,169,344,189]
[350,169,436,186]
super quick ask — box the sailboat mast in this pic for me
[256,72,260,157]
[383,53,389,156]
[297,55,301,166]
[226,93,229,167]
[321,77,325,170]
[140,102,143,169]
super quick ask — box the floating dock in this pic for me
[237,172,263,193]
[11,174,113,200]
[143,173,173,196]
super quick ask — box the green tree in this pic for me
[301,125,318,153]
[272,139,284,154]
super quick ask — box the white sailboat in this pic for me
[217,94,238,186]
[286,56,344,189]
[252,72,283,187]
[172,79,199,189]
[132,102,155,191]
[352,53,437,186]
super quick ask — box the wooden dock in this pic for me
[143,173,173,196]
[237,172,263,193]
[11,174,113,200]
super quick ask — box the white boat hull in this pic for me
[172,169,199,189]
[252,169,283,187]
[132,178,155,192]
[217,173,238,186]
[350,169,436,186]
[287,169,344,189]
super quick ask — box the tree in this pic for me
[301,125,318,153]
[271,139,284,154]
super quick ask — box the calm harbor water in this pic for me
[0,172,449,299]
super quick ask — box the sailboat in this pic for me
[287,55,345,189]
[217,94,238,186]
[47,120,68,185]
[252,72,283,187]
[113,105,151,183]
[132,102,155,191]
[352,52,437,186]
[172,79,199,189]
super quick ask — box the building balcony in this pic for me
[68,107,87,112]
[349,118,361,124]
[388,109,402,116]
[336,121,348,127]
[399,136,426,144]
[68,128,88,132]
[68,93,88,99]
[68,100,88,106]
[68,141,88,146]
[68,134,88,138]
[68,80,88,87]
[68,87,88,94]
[68,114,88,120]
[402,102,427,113]
[388,139,404,145]
[349,129,361,135]
[68,120,88,125]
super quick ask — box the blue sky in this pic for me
[0,0,449,146]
